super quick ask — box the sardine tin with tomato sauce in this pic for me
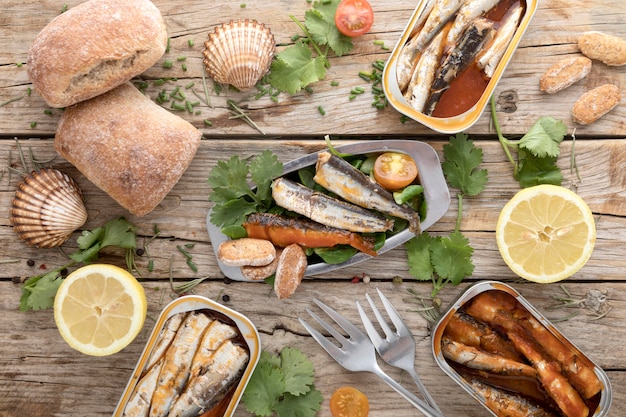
[431,281,612,417]
[383,0,538,133]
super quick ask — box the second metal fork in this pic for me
[357,288,441,412]
[299,298,444,417]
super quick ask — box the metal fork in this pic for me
[299,298,445,417]
[357,288,441,412]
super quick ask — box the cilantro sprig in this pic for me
[490,96,567,187]
[19,217,137,312]
[242,347,322,417]
[207,150,283,231]
[268,0,354,94]
[405,134,487,297]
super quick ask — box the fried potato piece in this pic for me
[539,56,592,94]
[578,31,626,66]
[572,84,621,124]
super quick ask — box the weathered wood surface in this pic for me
[1,0,626,416]
[1,0,626,137]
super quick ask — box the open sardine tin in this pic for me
[207,140,450,281]
[432,281,612,417]
[383,0,539,134]
[112,295,261,417]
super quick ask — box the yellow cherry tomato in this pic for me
[330,386,369,417]
[373,152,419,191]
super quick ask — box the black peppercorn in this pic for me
[222,294,230,302]
[26,259,35,267]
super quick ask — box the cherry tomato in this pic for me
[334,0,374,38]
[330,386,370,417]
[373,152,419,191]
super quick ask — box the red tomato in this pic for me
[373,152,419,191]
[330,386,370,417]
[334,0,374,37]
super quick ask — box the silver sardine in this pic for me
[145,313,187,372]
[313,152,421,234]
[122,359,163,417]
[272,177,394,233]
[477,4,523,78]
[406,28,447,112]
[445,0,500,51]
[424,17,495,115]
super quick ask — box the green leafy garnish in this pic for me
[208,150,283,229]
[268,0,354,93]
[490,96,567,187]
[19,217,138,312]
[405,134,486,297]
[243,347,322,417]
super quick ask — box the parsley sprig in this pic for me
[242,347,322,417]
[268,0,354,94]
[207,150,283,231]
[19,217,138,312]
[490,96,567,187]
[405,134,487,297]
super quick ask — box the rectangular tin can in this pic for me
[431,281,612,416]
[383,0,538,133]
[112,295,261,417]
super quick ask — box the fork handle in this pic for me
[375,369,445,417]
[407,368,442,413]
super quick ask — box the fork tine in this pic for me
[304,307,350,345]
[313,298,367,341]
[365,292,395,339]
[376,288,411,336]
[298,316,345,359]
[356,300,385,347]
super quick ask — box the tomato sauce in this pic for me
[431,0,526,118]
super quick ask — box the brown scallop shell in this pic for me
[203,19,276,91]
[10,168,87,248]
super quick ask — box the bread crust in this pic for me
[578,31,626,66]
[572,84,621,125]
[539,56,592,94]
[27,0,167,108]
[241,248,282,280]
[274,244,307,299]
[54,83,201,216]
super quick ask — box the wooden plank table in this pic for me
[1,0,625,416]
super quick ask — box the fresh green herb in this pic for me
[242,347,323,417]
[490,96,567,188]
[317,105,326,115]
[30,121,37,128]
[61,3,68,13]
[208,150,283,229]
[177,56,187,61]
[358,59,387,109]
[330,80,339,86]
[44,109,53,116]
[268,0,354,93]
[20,217,138,312]
[240,3,246,7]
[188,39,194,47]
[165,37,171,53]
[163,60,173,69]
[405,134,486,297]
[203,119,213,127]
[1,95,25,107]
[181,64,188,72]
[176,244,198,272]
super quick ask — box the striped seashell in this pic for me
[203,19,276,91]
[10,168,87,248]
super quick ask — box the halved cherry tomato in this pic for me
[330,386,369,417]
[334,0,374,38]
[373,152,419,191]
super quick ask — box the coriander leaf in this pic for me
[100,217,137,249]
[430,231,474,285]
[70,243,101,264]
[269,43,327,94]
[516,152,563,187]
[260,350,282,368]
[211,198,260,228]
[274,388,323,417]
[250,150,284,204]
[442,133,488,196]
[76,226,104,250]
[405,232,434,281]
[242,360,286,417]
[280,347,315,396]
[20,271,63,311]
[208,156,252,203]
[305,1,353,56]
[518,117,567,158]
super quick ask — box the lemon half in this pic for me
[54,264,147,356]
[496,184,596,283]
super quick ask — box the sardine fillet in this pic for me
[123,360,163,417]
[469,379,559,417]
[168,340,250,417]
[149,313,212,417]
[272,177,393,233]
[477,5,523,78]
[313,152,421,234]
[145,313,187,372]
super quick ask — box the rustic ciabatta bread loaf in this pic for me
[54,83,201,216]
[27,0,167,108]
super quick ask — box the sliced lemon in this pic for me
[54,264,147,356]
[496,184,596,283]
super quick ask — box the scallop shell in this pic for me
[203,19,276,91]
[10,168,88,248]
